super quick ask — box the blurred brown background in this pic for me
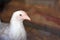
[0,0,60,40]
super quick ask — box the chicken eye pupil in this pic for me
[20,14,22,16]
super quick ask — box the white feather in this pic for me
[0,10,30,40]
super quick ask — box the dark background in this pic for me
[0,0,60,40]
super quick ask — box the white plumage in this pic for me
[0,10,31,40]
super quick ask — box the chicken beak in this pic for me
[25,15,31,21]
[23,14,31,21]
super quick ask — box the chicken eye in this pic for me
[20,14,22,16]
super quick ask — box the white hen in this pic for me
[0,10,31,40]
